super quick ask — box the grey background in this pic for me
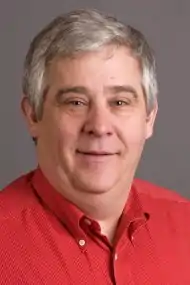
[1,0,190,197]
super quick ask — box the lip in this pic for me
[76,150,117,163]
[76,150,117,155]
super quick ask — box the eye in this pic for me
[64,99,88,106]
[111,99,131,106]
[68,100,85,106]
[116,100,129,106]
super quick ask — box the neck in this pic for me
[66,184,131,243]
[97,215,122,244]
[39,164,133,242]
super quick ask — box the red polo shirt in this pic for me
[1,168,190,284]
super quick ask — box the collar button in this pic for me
[78,239,86,247]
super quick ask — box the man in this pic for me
[0,8,190,285]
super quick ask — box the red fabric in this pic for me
[1,168,190,284]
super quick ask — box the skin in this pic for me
[22,45,157,241]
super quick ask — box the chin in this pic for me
[72,175,119,194]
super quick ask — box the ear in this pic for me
[21,96,39,139]
[145,101,158,139]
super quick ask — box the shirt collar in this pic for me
[30,168,149,242]
[115,184,149,242]
[31,167,87,241]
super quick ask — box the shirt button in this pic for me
[114,253,118,261]
[79,239,86,247]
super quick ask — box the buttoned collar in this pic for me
[31,167,149,243]
[114,184,149,244]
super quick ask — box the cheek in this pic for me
[121,117,147,147]
[56,116,81,148]
[38,112,62,149]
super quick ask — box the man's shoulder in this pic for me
[134,178,189,203]
[0,171,36,220]
[133,178,190,217]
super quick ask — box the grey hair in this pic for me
[22,8,158,120]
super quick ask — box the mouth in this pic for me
[76,150,119,164]
[76,150,117,156]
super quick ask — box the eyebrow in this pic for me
[55,86,90,100]
[55,85,139,100]
[106,85,138,99]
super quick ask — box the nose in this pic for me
[82,105,113,137]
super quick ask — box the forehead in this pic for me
[46,46,142,92]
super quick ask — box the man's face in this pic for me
[23,46,157,195]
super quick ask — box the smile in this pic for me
[76,150,117,163]
[76,150,117,156]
